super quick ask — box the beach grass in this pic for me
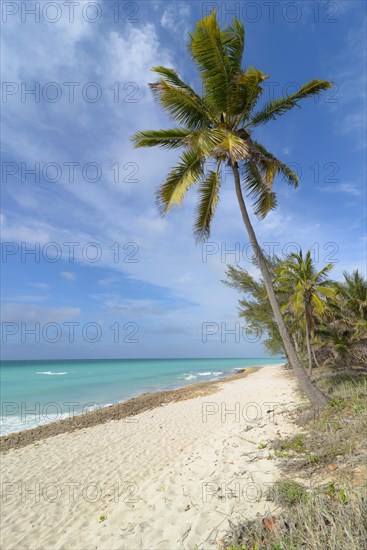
[221,371,367,550]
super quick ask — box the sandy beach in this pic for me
[1,364,301,549]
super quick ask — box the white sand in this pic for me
[1,365,301,549]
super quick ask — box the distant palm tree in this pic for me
[277,250,336,376]
[316,271,367,368]
[336,271,367,326]
[224,256,291,356]
[132,11,332,406]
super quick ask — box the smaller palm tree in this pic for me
[336,271,367,331]
[277,250,336,376]
[312,271,367,369]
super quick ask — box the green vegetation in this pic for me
[225,256,367,376]
[222,374,367,550]
[276,250,336,376]
[222,484,366,550]
[275,434,306,454]
[274,480,308,506]
[224,256,286,356]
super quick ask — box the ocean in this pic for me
[0,357,284,435]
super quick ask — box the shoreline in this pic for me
[1,364,298,550]
[0,365,282,453]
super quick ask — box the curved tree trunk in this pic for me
[292,334,300,354]
[305,321,313,377]
[232,162,329,408]
[311,345,321,369]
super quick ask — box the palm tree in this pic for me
[131,11,332,407]
[277,250,336,376]
[224,256,291,356]
[317,271,367,367]
[336,271,367,330]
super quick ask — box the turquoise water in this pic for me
[0,358,283,435]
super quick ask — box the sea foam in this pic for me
[36,371,68,375]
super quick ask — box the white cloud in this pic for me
[174,272,193,284]
[160,3,191,33]
[1,214,51,244]
[61,271,77,281]
[105,24,172,88]
[98,277,117,287]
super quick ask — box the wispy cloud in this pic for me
[1,294,48,303]
[61,271,77,281]
[1,304,80,323]
[160,3,191,34]
[318,182,363,197]
[325,17,367,150]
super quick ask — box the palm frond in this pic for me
[188,10,230,113]
[151,66,217,125]
[185,128,228,157]
[214,132,249,162]
[314,263,334,282]
[315,285,337,299]
[151,66,192,88]
[243,161,277,219]
[312,293,328,316]
[251,141,299,187]
[156,149,204,214]
[131,128,192,149]
[149,79,213,130]
[221,18,245,76]
[249,79,332,127]
[194,169,221,241]
[230,67,268,120]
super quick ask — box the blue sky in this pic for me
[1,0,366,360]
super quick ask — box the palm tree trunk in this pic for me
[232,162,329,408]
[311,346,320,369]
[305,321,313,377]
[292,334,300,354]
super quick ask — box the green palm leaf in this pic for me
[188,10,230,113]
[230,67,268,120]
[315,285,336,299]
[214,132,249,162]
[156,149,204,214]
[151,66,217,125]
[194,169,221,241]
[312,293,328,316]
[249,79,332,127]
[243,161,277,219]
[251,141,299,187]
[149,79,213,130]
[221,18,245,76]
[131,128,192,150]
[185,128,229,157]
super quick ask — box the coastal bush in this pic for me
[273,433,306,454]
[274,480,308,506]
